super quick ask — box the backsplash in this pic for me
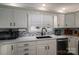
[54,28,79,36]
[0,28,79,38]
[19,27,54,37]
[19,31,54,37]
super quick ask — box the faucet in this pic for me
[41,27,47,36]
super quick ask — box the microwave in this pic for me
[54,29,62,35]
[0,29,19,40]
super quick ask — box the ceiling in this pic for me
[1,3,79,13]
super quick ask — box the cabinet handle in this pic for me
[10,22,12,26]
[24,49,29,51]
[24,53,29,55]
[66,24,67,26]
[58,24,59,26]
[14,23,15,26]
[11,45,13,51]
[69,39,70,42]
[24,44,29,46]
[45,46,47,50]
[48,46,50,50]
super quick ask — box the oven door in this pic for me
[57,38,68,54]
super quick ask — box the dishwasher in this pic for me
[57,38,68,55]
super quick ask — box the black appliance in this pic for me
[54,29,62,35]
[57,38,68,55]
[0,29,19,40]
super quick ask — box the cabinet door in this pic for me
[57,14,65,28]
[54,16,58,28]
[75,12,79,27]
[68,37,77,54]
[28,13,42,27]
[0,8,12,28]
[28,45,36,55]
[65,14,75,27]
[47,40,57,55]
[37,45,48,55]
[43,14,54,27]
[0,44,12,55]
[13,9,27,28]
[13,45,36,55]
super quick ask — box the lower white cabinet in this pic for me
[36,40,56,55]
[47,40,57,55]
[68,36,78,55]
[13,42,37,55]
[37,44,48,55]
[0,39,56,55]
[0,44,14,55]
[13,45,36,55]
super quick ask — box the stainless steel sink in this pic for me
[36,36,52,39]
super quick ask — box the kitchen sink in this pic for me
[36,36,52,39]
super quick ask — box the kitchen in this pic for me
[0,3,79,55]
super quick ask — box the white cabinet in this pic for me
[0,8,27,28]
[28,13,54,27]
[68,36,78,54]
[13,9,27,28]
[57,14,65,28]
[37,44,48,55]
[28,13,42,27]
[42,14,54,27]
[54,16,58,28]
[0,8,13,28]
[0,44,14,55]
[47,40,57,55]
[54,14,65,28]
[0,39,57,55]
[13,41,36,55]
[75,12,79,27]
[37,40,56,55]
[65,13,75,27]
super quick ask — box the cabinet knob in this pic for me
[11,45,13,51]
[48,46,50,50]
[66,24,67,26]
[24,53,29,55]
[10,22,12,26]
[24,49,29,51]
[58,24,59,26]
[24,44,29,46]
[45,46,47,50]
[14,23,15,26]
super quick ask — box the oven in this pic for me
[57,38,68,55]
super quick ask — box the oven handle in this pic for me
[57,40,68,41]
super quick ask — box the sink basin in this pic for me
[36,36,52,39]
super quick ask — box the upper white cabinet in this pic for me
[57,14,65,28]
[54,14,65,28]
[28,12,42,27]
[75,12,79,27]
[0,8,27,28]
[42,14,54,27]
[0,8,13,28]
[28,12,54,27]
[13,9,27,28]
[65,13,75,27]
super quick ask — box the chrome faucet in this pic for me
[41,27,47,36]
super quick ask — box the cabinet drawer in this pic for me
[36,40,49,45]
[16,41,36,47]
[16,47,29,55]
